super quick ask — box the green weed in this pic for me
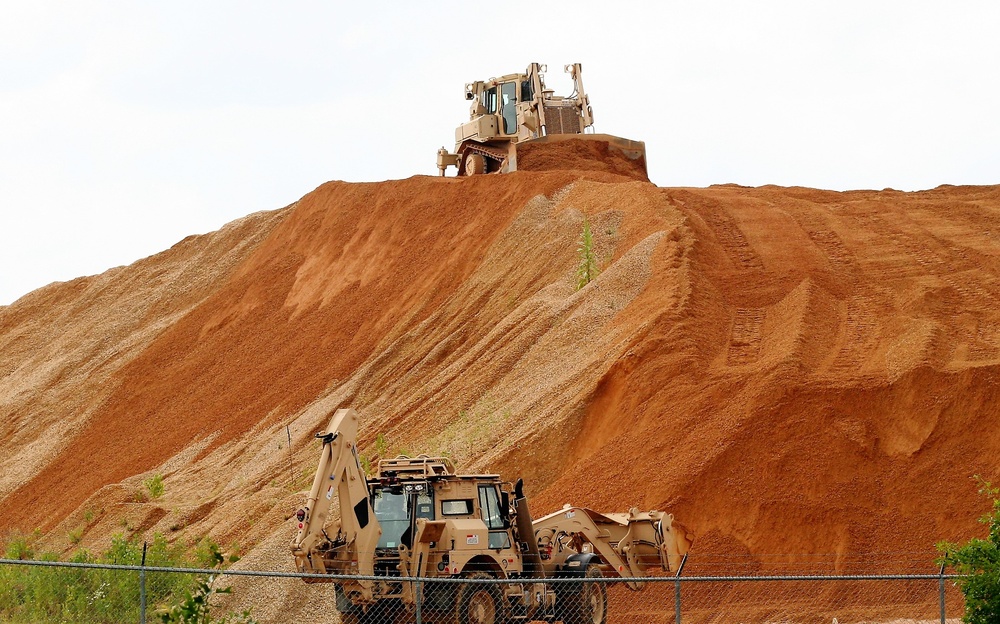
[576,217,599,290]
[144,474,165,500]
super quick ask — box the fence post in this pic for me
[939,562,946,624]
[415,576,422,624]
[139,541,148,624]
[674,552,688,624]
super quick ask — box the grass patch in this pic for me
[0,531,239,624]
[426,395,513,460]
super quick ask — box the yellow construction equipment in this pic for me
[292,408,692,624]
[436,63,647,177]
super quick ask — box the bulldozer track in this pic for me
[726,308,765,366]
[707,209,763,271]
[461,142,508,173]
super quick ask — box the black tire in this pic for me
[557,564,607,624]
[454,571,506,624]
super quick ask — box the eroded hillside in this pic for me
[1,149,998,621]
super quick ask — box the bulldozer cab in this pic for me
[470,78,522,138]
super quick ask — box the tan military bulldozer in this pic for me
[436,63,647,178]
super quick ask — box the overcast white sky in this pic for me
[1,1,998,305]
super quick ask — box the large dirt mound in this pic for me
[1,148,999,619]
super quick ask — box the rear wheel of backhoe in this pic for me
[454,571,506,624]
[463,151,486,176]
[557,564,607,624]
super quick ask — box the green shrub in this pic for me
[3,531,36,560]
[938,477,1000,624]
[576,217,599,290]
[144,474,166,499]
[375,433,389,458]
[68,526,84,545]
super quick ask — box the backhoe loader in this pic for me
[291,408,692,624]
[436,63,647,177]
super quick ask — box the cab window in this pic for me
[372,488,435,550]
[478,485,504,530]
[442,499,473,516]
[488,531,511,549]
[372,489,407,549]
[482,87,497,115]
[500,82,517,134]
[415,492,434,519]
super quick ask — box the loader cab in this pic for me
[372,481,435,552]
[478,483,512,549]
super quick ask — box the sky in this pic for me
[1,1,998,306]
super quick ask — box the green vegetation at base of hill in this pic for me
[156,540,257,624]
[938,477,1000,624]
[0,531,253,624]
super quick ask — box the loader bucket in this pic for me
[619,511,692,574]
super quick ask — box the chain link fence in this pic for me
[0,556,966,623]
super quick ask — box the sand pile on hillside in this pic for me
[1,144,999,620]
[515,136,649,181]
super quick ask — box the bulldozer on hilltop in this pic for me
[436,63,647,177]
[291,408,691,624]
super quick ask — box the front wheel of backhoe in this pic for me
[454,571,506,624]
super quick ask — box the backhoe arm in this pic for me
[291,408,379,594]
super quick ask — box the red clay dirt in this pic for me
[1,145,998,621]
[514,137,649,181]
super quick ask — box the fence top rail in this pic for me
[671,574,964,582]
[0,558,966,583]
